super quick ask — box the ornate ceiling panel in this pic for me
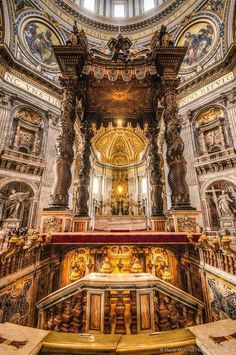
[87,77,156,118]
[92,123,147,167]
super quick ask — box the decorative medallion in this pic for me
[22,20,61,67]
[177,20,216,69]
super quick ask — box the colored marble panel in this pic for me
[89,294,101,331]
[140,294,151,330]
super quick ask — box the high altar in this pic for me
[40,23,200,234]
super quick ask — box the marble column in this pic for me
[147,116,164,216]
[76,121,93,216]
[49,76,77,209]
[162,78,193,210]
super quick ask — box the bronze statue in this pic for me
[107,33,132,62]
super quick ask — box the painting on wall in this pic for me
[23,21,60,66]
[177,21,216,67]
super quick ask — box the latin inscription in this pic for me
[4,72,60,108]
[179,72,235,107]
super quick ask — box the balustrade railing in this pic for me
[194,148,236,165]
[0,232,52,278]
[188,234,236,276]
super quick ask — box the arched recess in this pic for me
[192,105,233,156]
[0,177,39,228]
[200,178,236,233]
[7,105,47,156]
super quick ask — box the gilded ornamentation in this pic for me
[92,123,147,167]
[130,258,142,273]
[66,20,88,49]
[177,217,197,233]
[69,258,86,282]
[100,257,113,273]
[15,108,43,126]
[76,120,93,216]
[151,25,173,49]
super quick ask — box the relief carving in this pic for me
[43,216,63,233]
[177,216,197,233]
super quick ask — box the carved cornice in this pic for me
[178,44,236,97]
[0,44,62,94]
[52,0,187,34]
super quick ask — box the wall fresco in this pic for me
[23,21,60,66]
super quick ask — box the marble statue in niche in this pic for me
[205,181,236,233]
[218,191,236,217]
[6,190,30,219]
[177,22,215,67]
[23,21,60,66]
[0,182,33,228]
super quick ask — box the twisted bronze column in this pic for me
[147,116,164,216]
[162,78,192,209]
[50,76,77,209]
[76,121,93,216]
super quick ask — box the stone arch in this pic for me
[200,176,236,196]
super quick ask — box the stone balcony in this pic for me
[0,148,45,176]
[194,148,236,175]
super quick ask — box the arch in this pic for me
[192,103,226,125]
[0,177,39,198]
[200,176,236,196]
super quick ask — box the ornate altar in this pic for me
[38,273,204,335]
[39,23,200,233]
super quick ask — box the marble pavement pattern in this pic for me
[190,319,236,354]
[0,323,49,355]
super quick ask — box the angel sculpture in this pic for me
[107,33,132,62]
[151,25,174,49]
[66,20,88,49]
